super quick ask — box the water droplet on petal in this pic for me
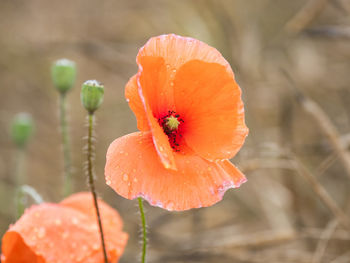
[167,202,174,210]
[126,98,130,102]
[54,219,62,226]
[133,178,138,183]
[106,179,111,185]
[37,227,46,239]
[159,146,164,152]
[62,231,69,239]
[123,174,129,181]
[71,217,79,225]
[92,243,100,250]
[209,187,215,195]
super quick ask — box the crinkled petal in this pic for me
[61,192,124,232]
[135,34,234,116]
[105,132,246,211]
[125,75,149,131]
[137,56,176,170]
[1,232,45,263]
[173,60,248,160]
[135,34,248,161]
[1,194,128,263]
[138,34,232,73]
[61,192,128,263]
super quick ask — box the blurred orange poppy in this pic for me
[105,34,248,211]
[1,192,128,263]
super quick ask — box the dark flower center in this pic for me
[158,110,184,151]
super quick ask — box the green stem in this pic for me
[59,93,72,196]
[14,147,26,218]
[87,113,108,263]
[16,185,44,218]
[138,197,147,263]
[14,147,25,186]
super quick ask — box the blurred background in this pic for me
[1,0,350,262]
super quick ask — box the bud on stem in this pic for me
[11,113,34,148]
[81,80,104,114]
[51,59,76,94]
[81,79,108,262]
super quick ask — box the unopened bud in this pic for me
[81,80,104,113]
[51,59,76,94]
[11,113,34,148]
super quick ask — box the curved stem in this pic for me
[59,93,72,196]
[138,197,147,263]
[16,184,44,219]
[86,113,108,263]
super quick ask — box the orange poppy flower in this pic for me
[1,192,128,263]
[105,34,248,211]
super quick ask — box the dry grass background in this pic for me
[1,0,350,262]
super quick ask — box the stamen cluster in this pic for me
[158,110,184,151]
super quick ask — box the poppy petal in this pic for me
[1,232,45,263]
[125,75,150,131]
[136,56,176,170]
[60,192,125,233]
[173,59,248,161]
[60,192,128,263]
[105,132,246,211]
[1,194,128,263]
[138,34,232,73]
[136,55,175,117]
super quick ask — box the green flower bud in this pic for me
[11,113,34,148]
[81,80,104,113]
[51,59,76,94]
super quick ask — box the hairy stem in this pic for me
[87,113,108,263]
[59,93,72,196]
[138,197,147,263]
